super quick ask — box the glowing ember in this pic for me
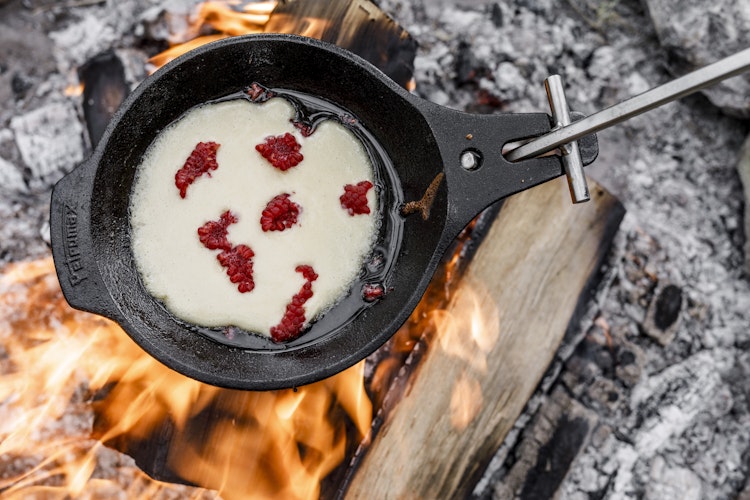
[0,258,371,498]
[64,83,84,97]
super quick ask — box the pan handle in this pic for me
[50,158,117,319]
[414,98,597,235]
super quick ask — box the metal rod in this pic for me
[545,75,590,203]
[505,47,750,162]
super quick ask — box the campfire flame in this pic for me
[0,243,485,497]
[0,2,493,497]
[438,283,500,430]
[0,258,371,499]
[148,1,277,70]
[64,83,84,97]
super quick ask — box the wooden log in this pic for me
[265,0,417,89]
[344,177,625,499]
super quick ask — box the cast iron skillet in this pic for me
[50,34,597,390]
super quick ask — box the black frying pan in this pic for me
[50,34,597,390]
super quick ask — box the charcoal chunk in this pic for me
[653,284,682,331]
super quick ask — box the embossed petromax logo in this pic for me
[63,205,87,286]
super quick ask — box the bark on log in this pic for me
[344,177,625,499]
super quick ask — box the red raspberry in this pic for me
[246,82,275,102]
[362,283,385,302]
[296,264,318,282]
[340,180,374,215]
[255,133,303,171]
[292,120,314,137]
[175,141,220,198]
[217,244,255,293]
[260,193,300,232]
[198,211,255,293]
[270,265,318,342]
[197,210,237,250]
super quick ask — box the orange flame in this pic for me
[0,2,496,497]
[5,4,497,495]
[64,83,84,96]
[148,1,277,70]
[0,258,371,499]
[367,220,496,429]
[436,282,500,429]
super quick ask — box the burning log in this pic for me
[146,0,416,89]
[343,178,624,498]
[264,0,416,89]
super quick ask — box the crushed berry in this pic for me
[175,141,220,198]
[246,82,275,102]
[270,265,318,342]
[217,244,255,293]
[340,114,358,126]
[197,210,237,250]
[292,119,315,137]
[296,264,318,282]
[340,180,374,215]
[362,283,385,302]
[260,193,300,232]
[198,211,255,293]
[255,133,303,171]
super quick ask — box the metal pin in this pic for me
[460,149,481,170]
[545,75,589,203]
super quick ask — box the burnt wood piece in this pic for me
[265,0,416,89]
[78,50,130,148]
[495,386,599,499]
[343,178,625,499]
